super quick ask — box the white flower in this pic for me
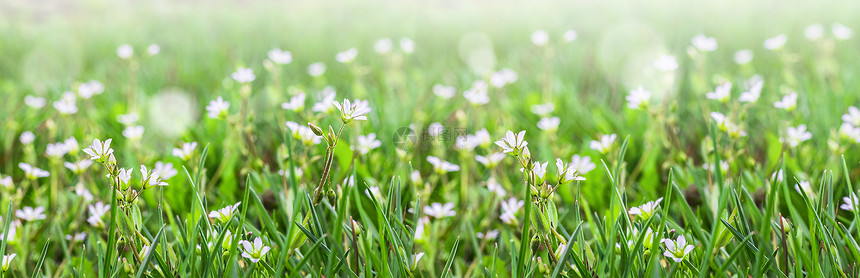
[424,202,456,218]
[24,95,46,109]
[527,161,549,184]
[46,142,69,159]
[87,202,110,227]
[172,142,198,161]
[400,37,415,53]
[64,160,93,174]
[531,30,549,46]
[208,202,241,223]
[733,49,754,65]
[240,237,271,263]
[841,193,858,212]
[1,254,15,272]
[64,137,79,155]
[843,106,860,127]
[16,206,46,221]
[333,99,371,123]
[703,161,729,172]
[414,216,429,240]
[764,34,787,50]
[706,82,732,103]
[773,92,797,111]
[154,161,177,180]
[463,81,490,105]
[336,48,358,63]
[231,67,256,84]
[281,93,306,111]
[122,125,145,141]
[356,133,382,155]
[66,232,86,242]
[428,122,444,137]
[794,181,812,195]
[805,24,825,40]
[19,131,34,145]
[118,168,132,185]
[489,68,517,88]
[147,44,160,55]
[374,38,393,54]
[590,134,617,154]
[0,221,18,244]
[427,156,460,174]
[662,235,695,262]
[839,123,860,143]
[433,84,456,99]
[0,175,12,190]
[495,130,528,153]
[267,48,293,64]
[783,124,812,147]
[739,79,763,103]
[53,92,78,115]
[531,103,555,116]
[477,230,500,240]
[563,30,578,42]
[74,183,93,201]
[117,112,139,125]
[475,153,506,168]
[499,197,524,224]
[117,44,133,59]
[365,185,381,198]
[626,86,651,109]
[486,177,506,196]
[473,129,492,148]
[19,163,49,180]
[206,97,230,119]
[140,165,168,188]
[832,23,853,40]
[312,89,336,113]
[691,34,718,52]
[629,198,663,219]
[285,121,322,146]
[653,55,678,72]
[537,117,560,132]
[77,80,104,99]
[570,155,596,175]
[307,62,326,77]
[410,170,422,184]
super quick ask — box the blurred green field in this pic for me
[2,0,860,277]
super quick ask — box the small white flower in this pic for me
[489,68,518,88]
[733,49,754,65]
[307,62,326,77]
[475,153,506,168]
[626,86,651,109]
[410,170,422,184]
[53,92,78,115]
[365,185,381,198]
[563,30,578,42]
[531,103,555,116]
[805,24,825,40]
[590,134,617,154]
[706,82,732,103]
[400,37,415,53]
[66,233,86,242]
[208,202,241,223]
[374,38,393,54]
[691,34,718,52]
[19,131,34,145]
[473,129,492,148]
[570,155,596,175]
[832,23,853,40]
[531,30,549,46]
[414,216,429,240]
[172,142,198,161]
[1,254,15,272]
[463,81,490,105]
[495,130,528,154]
[0,175,12,190]
[336,48,358,63]
[653,55,678,72]
[74,183,93,201]
[839,123,860,143]
[87,202,110,228]
[24,95,46,109]
[500,197,524,224]
[556,158,585,184]
[240,237,271,263]
[16,206,46,221]
[356,133,382,155]
[117,44,133,59]
[537,117,560,132]
[206,97,230,119]
[739,79,763,103]
[267,48,293,64]
[477,229,499,240]
[795,181,813,195]
[528,161,549,184]
[486,177,506,196]
[19,163,49,180]
[428,122,444,137]
[232,67,256,84]
[312,89,337,113]
[77,80,104,99]
[764,34,787,50]
[773,92,798,111]
[154,161,177,180]
[427,156,460,174]
[783,124,812,147]
[147,44,160,55]
[662,235,695,262]
[117,112,139,125]
[64,160,93,174]
[281,93,306,112]
[46,142,69,159]
[433,84,456,99]
[843,106,860,127]
[424,202,456,218]
[285,121,322,146]
[140,165,168,188]
[702,161,730,173]
[333,99,372,123]
[629,198,663,219]
[122,125,145,141]
[118,168,132,185]
[841,193,859,212]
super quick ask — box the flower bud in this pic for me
[308,123,324,136]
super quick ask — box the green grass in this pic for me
[1,0,860,277]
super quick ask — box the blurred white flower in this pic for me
[285,121,322,146]
[489,68,517,88]
[476,229,499,240]
[410,170,422,184]
[46,142,69,159]
[839,123,860,143]
[66,233,86,242]
[691,34,718,52]
[307,62,327,77]
[232,67,256,84]
[424,202,456,218]
[739,79,763,103]
[356,133,382,155]
[463,81,489,105]
[629,198,663,219]
[706,82,732,103]
[805,24,825,40]
[374,38,393,54]
[733,49,754,64]
[428,122,444,137]
[702,161,729,172]
[333,99,371,122]
[19,163,49,180]
[0,175,12,190]
[400,37,415,53]
[841,193,858,212]
[2,254,16,272]
[16,206,46,221]
[427,156,460,174]
[773,92,798,111]
[537,117,560,132]
[794,180,813,195]
[570,154,596,175]
[832,23,853,40]
[312,90,336,113]
[653,55,678,72]
[626,86,651,109]
[208,202,241,224]
[473,129,492,148]
[154,161,177,180]
[475,153,505,168]
[486,177,506,196]
[590,134,617,154]
[64,160,93,174]
[267,48,293,64]
[122,125,145,141]
[433,84,456,99]
[239,237,271,263]
[763,34,787,50]
[147,44,160,56]
[531,30,549,46]
[336,48,358,63]
[206,96,230,119]
[87,202,109,227]
[843,106,860,126]
[662,235,694,262]
[172,142,198,161]
[53,92,78,115]
[117,44,133,59]
[74,183,93,201]
[783,124,812,147]
[117,112,139,125]
[556,158,585,184]
[414,216,429,240]
[563,30,578,42]
[281,93,306,112]
[24,95,46,109]
[19,131,35,145]
[77,80,104,99]
[531,102,555,116]
[499,197,524,224]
